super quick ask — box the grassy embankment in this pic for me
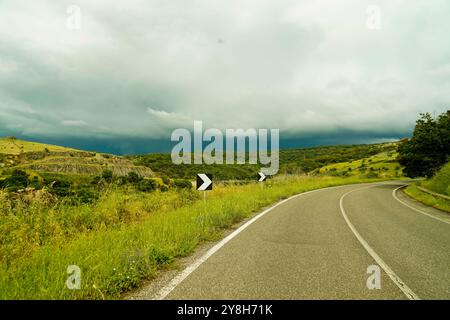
[0,175,386,300]
[317,150,402,178]
[404,162,450,213]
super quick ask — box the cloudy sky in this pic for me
[0,0,449,153]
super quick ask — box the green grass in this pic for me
[404,184,450,213]
[316,150,402,178]
[403,161,450,213]
[0,137,77,155]
[421,162,450,196]
[0,175,386,299]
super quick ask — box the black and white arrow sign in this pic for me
[258,172,266,182]
[196,173,213,191]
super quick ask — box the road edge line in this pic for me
[339,186,420,300]
[392,186,450,225]
[154,183,360,300]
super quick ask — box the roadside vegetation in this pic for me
[404,185,450,213]
[404,162,450,213]
[0,175,387,299]
[398,110,450,213]
[421,162,450,196]
[398,110,449,178]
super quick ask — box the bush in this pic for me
[3,169,29,191]
[126,172,141,184]
[102,170,113,183]
[173,179,192,190]
[72,189,98,204]
[161,176,171,185]
[51,180,71,197]
[365,171,379,179]
[138,179,158,192]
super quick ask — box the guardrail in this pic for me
[417,186,450,200]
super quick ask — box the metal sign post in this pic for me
[196,173,213,225]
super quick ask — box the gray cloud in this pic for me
[0,0,449,145]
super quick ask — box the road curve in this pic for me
[153,182,450,299]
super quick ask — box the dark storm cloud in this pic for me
[0,0,449,153]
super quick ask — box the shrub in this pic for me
[161,176,171,185]
[126,172,141,184]
[138,179,157,192]
[365,171,378,179]
[4,169,29,191]
[173,179,192,190]
[102,169,113,182]
[51,180,71,197]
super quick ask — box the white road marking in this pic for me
[392,186,450,225]
[154,183,364,300]
[339,186,420,300]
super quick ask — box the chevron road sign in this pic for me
[196,173,213,191]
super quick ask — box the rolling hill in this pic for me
[0,137,154,178]
[1,137,403,181]
[132,142,400,179]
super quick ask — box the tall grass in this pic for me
[404,162,450,213]
[421,162,450,196]
[0,175,381,299]
[404,185,450,213]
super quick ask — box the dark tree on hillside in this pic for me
[5,169,29,189]
[398,110,450,177]
[101,169,113,182]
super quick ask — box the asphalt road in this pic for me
[157,182,450,300]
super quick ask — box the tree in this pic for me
[398,110,450,177]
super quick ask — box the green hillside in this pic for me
[315,150,403,179]
[133,142,399,179]
[0,136,76,154]
[0,137,153,178]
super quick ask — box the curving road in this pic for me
[148,182,450,300]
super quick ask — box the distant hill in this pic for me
[0,136,76,154]
[132,142,401,180]
[0,137,154,178]
[0,137,403,181]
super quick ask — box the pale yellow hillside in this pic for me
[0,137,77,155]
